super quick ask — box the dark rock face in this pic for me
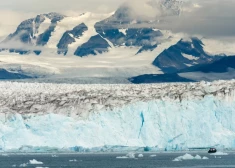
[3,13,59,44]
[125,29,162,47]
[180,56,235,73]
[94,6,132,46]
[4,19,35,44]
[57,34,75,55]
[74,34,110,57]
[129,74,195,84]
[57,23,88,55]
[36,13,65,46]
[9,49,30,55]
[136,44,158,55]
[95,6,163,47]
[95,24,163,49]
[0,69,32,79]
[36,23,56,46]
[70,23,88,38]
[33,50,42,55]
[45,12,65,23]
[152,38,222,73]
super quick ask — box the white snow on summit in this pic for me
[45,12,112,54]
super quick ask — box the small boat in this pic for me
[208,148,217,153]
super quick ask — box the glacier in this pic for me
[0,80,235,152]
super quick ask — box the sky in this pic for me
[0,0,235,41]
[0,0,125,15]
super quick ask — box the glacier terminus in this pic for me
[0,80,235,152]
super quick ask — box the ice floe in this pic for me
[173,154,209,161]
[29,159,43,164]
[210,152,228,156]
[116,152,136,159]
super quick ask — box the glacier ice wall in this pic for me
[0,81,235,151]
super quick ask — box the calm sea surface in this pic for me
[0,152,235,168]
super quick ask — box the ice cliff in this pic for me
[0,80,235,152]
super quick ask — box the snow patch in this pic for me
[182,53,199,61]
[35,17,51,38]
[119,29,127,36]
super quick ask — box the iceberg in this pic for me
[0,80,235,152]
[138,154,144,157]
[29,159,43,164]
[173,154,208,161]
[117,152,136,159]
[202,156,209,160]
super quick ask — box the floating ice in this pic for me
[172,158,181,162]
[210,152,228,156]
[29,159,43,164]
[126,153,135,158]
[150,154,157,157]
[202,156,209,160]
[117,153,136,159]
[19,163,28,167]
[173,154,208,161]
[194,155,202,160]
[138,154,144,157]
[69,159,77,162]
[116,156,129,159]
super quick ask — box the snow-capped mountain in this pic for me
[152,38,222,73]
[0,0,184,57]
[2,13,65,54]
[0,0,234,83]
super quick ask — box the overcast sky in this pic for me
[0,0,235,41]
[0,0,125,13]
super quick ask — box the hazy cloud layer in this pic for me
[0,0,235,40]
[160,0,235,39]
[0,0,125,13]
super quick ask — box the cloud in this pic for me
[0,0,235,41]
[0,0,125,13]
[155,0,235,38]
[0,10,34,40]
